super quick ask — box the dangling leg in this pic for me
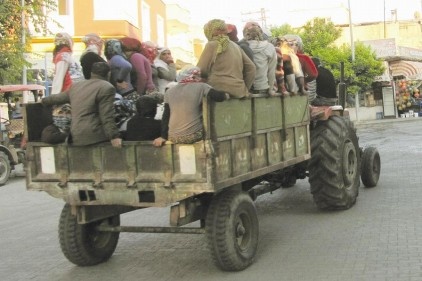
[296,76,307,96]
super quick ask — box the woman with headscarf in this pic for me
[104,39,136,98]
[47,32,83,143]
[120,37,155,96]
[51,32,84,95]
[243,22,277,96]
[142,41,160,90]
[80,33,106,79]
[153,66,230,147]
[154,47,177,94]
[197,19,256,99]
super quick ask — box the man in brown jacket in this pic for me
[42,62,122,147]
[197,19,256,99]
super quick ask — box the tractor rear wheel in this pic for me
[308,116,361,210]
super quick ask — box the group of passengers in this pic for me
[40,18,337,148]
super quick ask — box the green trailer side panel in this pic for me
[215,140,232,179]
[232,137,251,176]
[251,134,268,170]
[283,128,295,160]
[212,99,252,138]
[268,131,283,165]
[295,126,310,157]
[255,97,283,130]
[284,95,309,126]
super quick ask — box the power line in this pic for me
[241,8,269,28]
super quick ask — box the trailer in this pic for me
[24,90,380,271]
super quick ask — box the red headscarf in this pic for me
[120,37,143,53]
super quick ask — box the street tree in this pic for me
[270,24,298,39]
[0,0,57,84]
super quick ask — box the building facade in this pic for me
[27,0,167,84]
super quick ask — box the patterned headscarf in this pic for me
[104,39,125,60]
[243,22,264,41]
[203,19,230,55]
[176,66,202,84]
[142,41,158,64]
[54,32,73,49]
[82,33,102,46]
[81,33,103,55]
[280,34,303,53]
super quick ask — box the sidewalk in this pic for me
[354,115,422,127]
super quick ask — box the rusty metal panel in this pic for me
[268,131,282,165]
[232,137,251,176]
[67,146,98,181]
[251,134,268,170]
[283,128,295,160]
[171,144,207,182]
[28,144,64,181]
[214,140,232,180]
[295,125,310,157]
[136,143,173,182]
[283,95,310,126]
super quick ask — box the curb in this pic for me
[354,116,422,127]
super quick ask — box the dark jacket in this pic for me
[125,116,161,141]
[80,52,106,79]
[42,74,120,146]
[315,66,337,98]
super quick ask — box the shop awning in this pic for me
[389,60,422,79]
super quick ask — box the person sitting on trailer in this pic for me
[153,66,229,146]
[125,95,161,141]
[41,62,122,147]
[311,57,338,106]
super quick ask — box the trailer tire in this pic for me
[309,116,360,210]
[0,151,11,186]
[361,147,380,188]
[59,204,120,266]
[205,190,259,271]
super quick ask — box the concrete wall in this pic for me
[347,105,387,122]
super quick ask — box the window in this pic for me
[93,0,138,27]
[157,15,165,47]
[141,1,151,41]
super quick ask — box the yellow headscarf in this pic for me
[203,19,230,55]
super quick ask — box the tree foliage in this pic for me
[0,0,57,84]
[299,18,342,55]
[270,24,298,39]
[270,17,385,95]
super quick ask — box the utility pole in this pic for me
[383,0,386,38]
[241,8,269,28]
[21,0,27,85]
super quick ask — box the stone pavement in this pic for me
[1,119,422,281]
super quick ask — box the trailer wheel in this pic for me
[205,190,259,271]
[309,116,360,210]
[361,147,380,188]
[59,204,120,266]
[0,151,11,186]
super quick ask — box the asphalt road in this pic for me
[2,119,422,281]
